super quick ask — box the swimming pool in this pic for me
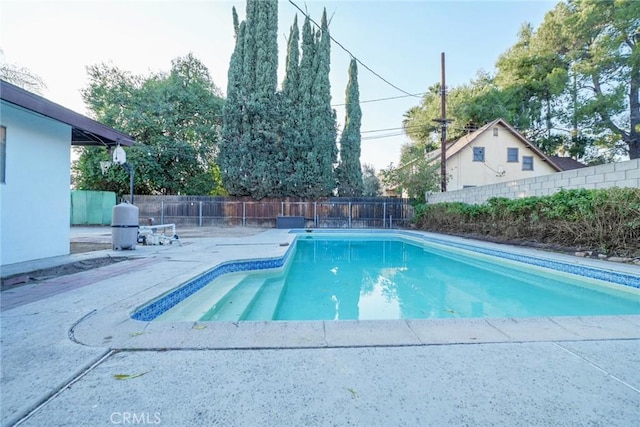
[132,232,640,322]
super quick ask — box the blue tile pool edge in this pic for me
[131,229,639,322]
[131,243,296,321]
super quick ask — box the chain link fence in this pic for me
[125,196,415,229]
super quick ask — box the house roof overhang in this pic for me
[0,80,134,147]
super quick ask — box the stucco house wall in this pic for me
[380,119,564,197]
[0,102,72,265]
[0,80,134,268]
[444,122,559,191]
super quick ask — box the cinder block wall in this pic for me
[426,159,639,205]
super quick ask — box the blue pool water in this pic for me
[147,235,640,322]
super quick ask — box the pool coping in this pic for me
[72,312,640,350]
[69,228,640,350]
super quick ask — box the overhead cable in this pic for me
[287,0,421,98]
[331,92,426,107]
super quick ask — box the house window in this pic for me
[0,126,6,184]
[507,147,519,162]
[493,127,499,137]
[522,156,534,171]
[473,147,485,162]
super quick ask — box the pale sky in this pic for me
[1,0,556,171]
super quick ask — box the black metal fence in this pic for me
[125,196,415,229]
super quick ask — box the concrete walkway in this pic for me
[1,227,639,426]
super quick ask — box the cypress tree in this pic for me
[295,15,319,197]
[219,0,279,198]
[232,6,239,38]
[312,9,338,196]
[221,3,340,198]
[246,0,279,198]
[296,9,337,197]
[280,15,302,195]
[336,59,363,196]
[219,19,247,195]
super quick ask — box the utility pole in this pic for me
[433,53,450,192]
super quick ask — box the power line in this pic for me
[331,92,425,107]
[361,123,432,134]
[287,0,421,98]
[361,132,406,141]
[361,126,405,134]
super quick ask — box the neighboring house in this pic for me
[425,118,563,191]
[0,80,134,266]
[548,155,587,171]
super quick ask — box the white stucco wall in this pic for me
[447,127,558,190]
[0,102,72,266]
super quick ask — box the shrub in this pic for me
[414,187,640,257]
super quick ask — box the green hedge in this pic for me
[414,188,640,257]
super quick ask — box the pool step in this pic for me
[200,276,267,321]
[243,277,287,321]
[156,273,247,321]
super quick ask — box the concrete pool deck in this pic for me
[1,227,639,426]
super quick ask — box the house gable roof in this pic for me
[0,80,134,147]
[426,118,562,172]
[549,155,587,171]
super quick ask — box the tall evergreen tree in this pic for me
[232,6,239,38]
[300,10,338,197]
[218,20,247,195]
[314,9,338,195]
[295,15,321,196]
[219,0,279,198]
[280,15,303,194]
[336,59,363,196]
[221,3,339,197]
[247,0,279,198]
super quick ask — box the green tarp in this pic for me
[71,190,116,225]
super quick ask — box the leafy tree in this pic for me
[75,54,225,195]
[402,76,513,149]
[495,0,639,159]
[556,0,639,159]
[0,50,46,94]
[404,0,639,162]
[380,157,440,203]
[361,163,382,197]
[495,23,569,139]
[335,59,363,196]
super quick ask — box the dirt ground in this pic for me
[71,242,113,254]
[1,255,127,291]
[1,227,268,291]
